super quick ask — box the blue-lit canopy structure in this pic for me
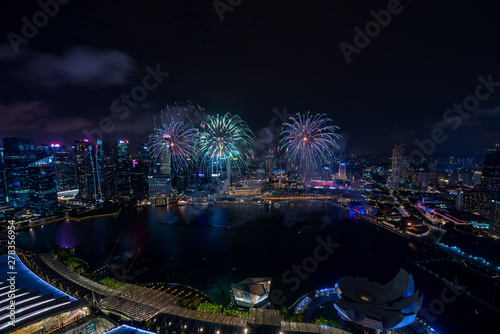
[0,253,87,333]
[104,324,157,334]
[334,268,422,330]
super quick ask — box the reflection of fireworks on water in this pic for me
[198,113,255,178]
[279,112,341,169]
[148,118,197,170]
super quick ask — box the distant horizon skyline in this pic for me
[1,133,497,159]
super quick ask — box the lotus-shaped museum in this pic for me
[334,268,423,330]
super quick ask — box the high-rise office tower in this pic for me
[321,163,332,180]
[116,140,132,197]
[92,140,105,203]
[490,199,500,236]
[481,148,500,193]
[29,156,58,215]
[74,139,92,201]
[52,144,77,191]
[338,162,347,180]
[102,142,118,201]
[473,170,483,187]
[414,171,429,192]
[131,145,151,198]
[0,148,7,206]
[131,158,149,198]
[137,144,154,174]
[456,189,493,218]
[3,137,36,209]
[74,139,103,202]
[149,144,171,197]
[391,144,405,189]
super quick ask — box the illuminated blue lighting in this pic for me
[0,254,77,301]
[104,325,157,334]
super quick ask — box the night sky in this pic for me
[1,0,499,155]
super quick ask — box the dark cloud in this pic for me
[1,45,135,87]
[0,101,93,134]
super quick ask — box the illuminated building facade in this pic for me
[117,140,132,197]
[0,148,6,206]
[456,189,493,218]
[391,144,405,189]
[481,149,500,192]
[74,139,93,201]
[338,162,347,180]
[131,158,149,198]
[29,156,59,215]
[2,137,36,209]
[148,175,170,197]
[490,200,500,236]
[101,142,118,200]
[52,144,77,191]
[414,171,429,192]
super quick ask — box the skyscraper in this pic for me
[102,142,118,201]
[490,199,500,236]
[338,162,347,180]
[116,140,132,197]
[92,140,105,203]
[3,137,36,209]
[456,189,493,218]
[52,144,77,191]
[74,139,103,202]
[391,144,405,189]
[414,171,429,192]
[481,149,500,193]
[29,156,58,215]
[0,148,7,206]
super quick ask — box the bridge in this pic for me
[261,196,336,201]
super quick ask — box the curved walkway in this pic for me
[40,253,116,296]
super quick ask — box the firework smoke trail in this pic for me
[279,112,341,170]
[198,113,255,180]
[148,118,197,170]
[159,100,207,127]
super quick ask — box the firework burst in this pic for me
[198,113,255,178]
[148,118,197,170]
[279,112,341,169]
